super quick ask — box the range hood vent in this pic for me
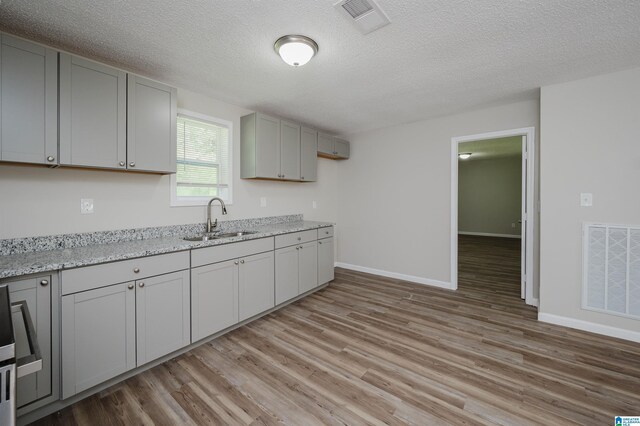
[334,0,390,35]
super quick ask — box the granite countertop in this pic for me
[0,220,332,279]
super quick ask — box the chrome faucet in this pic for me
[207,197,227,233]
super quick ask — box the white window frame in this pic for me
[171,109,233,207]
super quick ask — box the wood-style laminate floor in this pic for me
[34,237,640,425]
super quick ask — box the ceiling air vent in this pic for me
[334,0,391,35]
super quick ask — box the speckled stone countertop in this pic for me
[0,218,333,279]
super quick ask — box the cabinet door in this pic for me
[275,245,299,305]
[335,138,350,158]
[127,75,177,173]
[239,251,275,321]
[318,237,335,285]
[255,113,280,179]
[191,260,239,341]
[298,241,318,294]
[8,276,52,407]
[136,270,190,366]
[61,282,135,399]
[300,127,317,182]
[0,35,57,165]
[317,132,334,156]
[59,53,127,169]
[280,120,300,180]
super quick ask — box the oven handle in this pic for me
[11,302,42,378]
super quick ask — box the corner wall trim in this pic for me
[335,262,454,290]
[538,312,640,343]
[458,232,521,239]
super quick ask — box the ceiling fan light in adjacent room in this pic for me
[458,152,472,160]
[274,35,318,67]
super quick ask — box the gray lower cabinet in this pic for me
[275,239,318,304]
[136,270,190,365]
[300,127,318,182]
[318,237,335,285]
[127,75,177,173]
[59,53,127,169]
[6,274,58,411]
[191,260,239,341]
[62,282,136,399]
[0,35,57,165]
[239,251,275,321]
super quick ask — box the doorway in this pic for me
[450,127,536,306]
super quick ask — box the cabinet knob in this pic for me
[133,268,140,273]
[301,177,304,180]
[282,174,285,178]
[129,162,135,167]
[318,241,322,245]
[47,156,55,162]
[299,245,303,250]
[325,231,329,234]
[139,282,145,288]
[234,261,239,265]
[296,246,299,250]
[297,237,301,241]
[119,161,125,167]
[128,284,134,290]
[240,260,245,264]
[40,279,49,286]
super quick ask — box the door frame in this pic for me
[450,127,537,306]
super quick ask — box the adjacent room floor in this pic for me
[36,249,640,425]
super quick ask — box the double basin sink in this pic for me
[183,231,257,242]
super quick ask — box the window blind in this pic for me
[176,115,230,200]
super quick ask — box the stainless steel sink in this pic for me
[184,231,257,241]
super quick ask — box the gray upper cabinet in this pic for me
[317,132,350,160]
[238,251,275,321]
[241,112,280,179]
[300,127,318,182]
[127,75,177,173]
[59,53,127,170]
[0,35,57,165]
[280,120,301,180]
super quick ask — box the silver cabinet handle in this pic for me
[318,241,322,245]
[119,161,125,167]
[133,268,140,273]
[297,237,301,241]
[139,282,145,288]
[128,284,134,290]
[299,245,303,250]
[325,231,329,234]
[129,162,135,167]
[301,176,304,180]
[240,260,245,264]
[234,261,239,265]
[40,279,49,286]
[47,156,55,162]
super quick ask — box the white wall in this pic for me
[458,156,522,237]
[0,88,338,238]
[540,67,640,335]
[337,99,539,287]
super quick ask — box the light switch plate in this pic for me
[312,201,317,209]
[580,193,593,207]
[80,198,94,214]
[260,197,267,208]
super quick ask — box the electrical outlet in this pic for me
[260,197,267,208]
[580,193,593,207]
[80,198,94,214]
[312,201,317,209]
[511,222,516,228]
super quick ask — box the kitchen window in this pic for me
[171,110,232,206]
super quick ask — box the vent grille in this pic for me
[342,0,374,19]
[583,223,640,319]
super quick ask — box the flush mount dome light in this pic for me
[274,35,318,67]
[458,152,472,160]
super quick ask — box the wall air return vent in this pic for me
[334,0,391,35]
[583,223,640,319]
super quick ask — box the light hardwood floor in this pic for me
[34,237,640,425]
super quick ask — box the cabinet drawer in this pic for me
[191,237,274,268]
[275,230,318,249]
[61,251,189,295]
[318,226,334,239]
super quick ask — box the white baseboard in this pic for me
[538,312,640,343]
[335,262,454,290]
[458,231,521,239]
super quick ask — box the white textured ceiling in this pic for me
[1,1,640,135]
[459,137,522,161]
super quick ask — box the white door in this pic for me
[520,135,527,300]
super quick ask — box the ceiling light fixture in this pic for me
[274,35,318,67]
[458,152,472,160]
